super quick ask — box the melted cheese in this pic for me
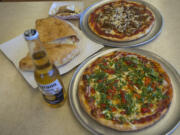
[97,3,152,35]
[85,51,170,128]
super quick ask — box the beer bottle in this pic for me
[24,29,66,107]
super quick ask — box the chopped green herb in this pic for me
[146,85,153,93]
[104,112,113,120]
[119,116,126,123]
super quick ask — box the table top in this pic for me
[0,1,179,135]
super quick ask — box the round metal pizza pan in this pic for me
[80,0,163,48]
[69,48,180,135]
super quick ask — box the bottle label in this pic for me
[38,79,63,95]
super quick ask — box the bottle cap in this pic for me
[24,29,39,41]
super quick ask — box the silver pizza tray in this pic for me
[80,0,163,48]
[69,48,180,135]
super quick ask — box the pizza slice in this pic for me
[19,43,79,71]
[36,17,79,44]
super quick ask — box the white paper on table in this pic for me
[0,23,104,88]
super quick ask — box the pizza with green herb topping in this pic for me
[88,0,155,41]
[78,51,173,131]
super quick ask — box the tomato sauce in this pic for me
[133,98,170,124]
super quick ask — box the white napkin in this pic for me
[0,24,104,88]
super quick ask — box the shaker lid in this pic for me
[24,29,39,40]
